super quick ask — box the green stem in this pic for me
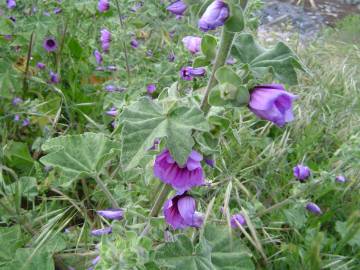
[200,29,235,114]
[141,183,172,237]
[94,175,120,209]
[22,32,35,94]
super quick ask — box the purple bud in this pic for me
[100,29,111,52]
[49,71,60,84]
[306,202,322,215]
[335,175,346,183]
[198,0,230,32]
[9,16,16,23]
[96,66,106,71]
[146,50,153,57]
[205,158,215,168]
[4,35,12,40]
[293,164,311,182]
[96,208,124,220]
[148,138,160,150]
[91,227,112,236]
[22,118,30,127]
[169,31,176,39]
[226,57,236,65]
[180,66,206,81]
[14,114,20,121]
[12,97,22,106]
[53,7,62,14]
[130,2,143,12]
[168,52,176,62]
[43,37,58,52]
[147,84,156,94]
[93,50,103,65]
[130,39,139,49]
[182,36,202,54]
[106,65,117,71]
[230,213,247,228]
[92,256,100,266]
[106,107,118,117]
[98,0,110,13]
[166,1,187,16]
[7,0,16,9]
[249,84,298,127]
[36,62,46,69]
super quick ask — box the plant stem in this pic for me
[22,32,35,94]
[94,174,120,209]
[140,183,172,237]
[114,0,131,84]
[200,29,235,114]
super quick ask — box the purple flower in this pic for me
[182,36,202,54]
[146,50,153,57]
[164,193,204,229]
[96,66,106,71]
[36,62,46,69]
[12,97,22,106]
[43,37,58,52]
[130,39,139,49]
[248,84,298,127]
[98,0,110,13]
[130,2,143,12]
[106,106,118,117]
[100,29,111,52]
[49,71,60,84]
[154,149,205,193]
[166,1,187,16]
[97,208,124,220]
[53,7,62,14]
[14,114,20,121]
[91,227,112,236]
[22,118,30,127]
[335,175,346,183]
[93,50,103,65]
[204,158,215,168]
[180,66,206,81]
[149,139,160,151]
[306,202,322,215]
[168,52,176,62]
[7,0,16,9]
[147,84,156,94]
[92,256,100,266]
[4,35,12,40]
[104,85,125,92]
[198,0,229,32]
[106,65,117,71]
[226,57,236,65]
[230,214,246,228]
[293,164,311,182]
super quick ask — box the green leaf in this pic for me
[4,141,34,173]
[5,177,38,200]
[231,34,305,85]
[120,98,209,170]
[201,34,217,60]
[0,226,24,264]
[0,61,20,98]
[40,133,119,182]
[68,38,83,59]
[225,3,245,33]
[156,225,254,270]
[193,56,211,68]
[3,248,54,270]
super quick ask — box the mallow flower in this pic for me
[97,208,124,220]
[154,149,205,193]
[147,84,156,94]
[100,29,111,52]
[43,37,58,52]
[130,39,139,49]
[164,193,204,229]
[293,164,311,182]
[49,71,60,84]
[306,202,322,215]
[182,36,202,54]
[335,175,346,183]
[230,213,246,228]
[7,0,16,9]
[180,66,206,81]
[98,0,110,13]
[198,0,229,32]
[106,107,118,117]
[166,0,187,16]
[93,50,103,65]
[12,97,22,106]
[36,62,46,69]
[91,227,112,236]
[248,84,298,127]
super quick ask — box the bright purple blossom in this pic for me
[106,107,118,117]
[166,1,187,16]
[306,202,322,215]
[49,71,60,84]
[147,84,156,94]
[97,208,124,220]
[7,0,16,9]
[130,39,139,49]
[293,164,311,182]
[36,62,46,69]
[100,29,111,52]
[198,0,229,32]
[154,149,205,193]
[182,36,202,54]
[230,213,246,228]
[43,37,58,52]
[98,0,110,12]
[93,50,103,65]
[12,97,22,106]
[335,175,346,183]
[248,84,298,127]
[204,158,215,168]
[164,193,204,229]
[91,227,112,236]
[180,66,206,81]
[14,114,20,121]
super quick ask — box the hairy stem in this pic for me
[200,29,235,114]
[94,175,120,209]
[141,183,172,237]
